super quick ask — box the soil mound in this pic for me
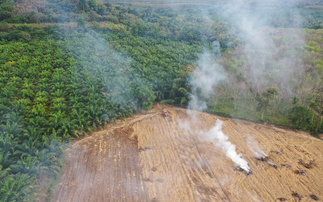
[55,105,323,201]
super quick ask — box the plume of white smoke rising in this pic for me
[198,119,251,172]
[216,0,305,96]
[187,43,251,172]
[247,136,267,158]
[187,46,225,121]
[187,45,225,114]
[189,46,225,102]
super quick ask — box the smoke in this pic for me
[186,40,250,172]
[247,136,267,157]
[64,31,135,108]
[186,45,225,123]
[216,0,305,96]
[62,26,157,113]
[190,48,225,99]
[185,0,307,171]
[198,120,251,172]
[188,45,225,112]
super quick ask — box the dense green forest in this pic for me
[1,0,323,201]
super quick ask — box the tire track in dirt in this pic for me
[55,105,323,202]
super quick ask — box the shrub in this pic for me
[0,24,10,32]
[105,15,119,24]
[289,106,312,129]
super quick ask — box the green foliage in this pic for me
[77,16,86,28]
[256,88,279,120]
[0,2,14,21]
[0,20,205,199]
[289,106,312,129]
[169,66,193,106]
[89,0,97,10]
[1,2,323,201]
[0,111,64,201]
[0,25,60,43]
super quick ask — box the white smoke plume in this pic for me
[189,48,225,101]
[187,46,226,120]
[216,0,305,97]
[198,119,251,172]
[188,46,225,112]
[187,43,250,172]
[247,136,267,158]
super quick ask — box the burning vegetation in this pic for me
[256,155,269,162]
[54,106,323,202]
[234,167,253,176]
[256,155,278,169]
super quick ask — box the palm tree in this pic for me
[0,150,15,170]
[2,121,22,138]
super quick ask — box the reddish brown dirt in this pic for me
[55,105,323,202]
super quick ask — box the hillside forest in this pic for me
[0,0,323,201]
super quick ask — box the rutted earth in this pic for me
[55,105,323,202]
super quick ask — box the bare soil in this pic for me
[55,104,323,202]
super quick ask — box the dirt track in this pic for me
[55,105,323,202]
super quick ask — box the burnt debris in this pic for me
[256,155,278,169]
[138,147,152,152]
[268,163,278,169]
[294,169,306,176]
[234,167,244,172]
[246,170,253,176]
[234,167,253,176]
[256,156,269,162]
[143,177,151,182]
[281,164,292,168]
[310,194,319,201]
[277,198,287,201]
[298,159,316,169]
[292,192,303,200]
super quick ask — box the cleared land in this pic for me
[55,105,323,201]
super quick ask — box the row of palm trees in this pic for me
[0,21,209,200]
